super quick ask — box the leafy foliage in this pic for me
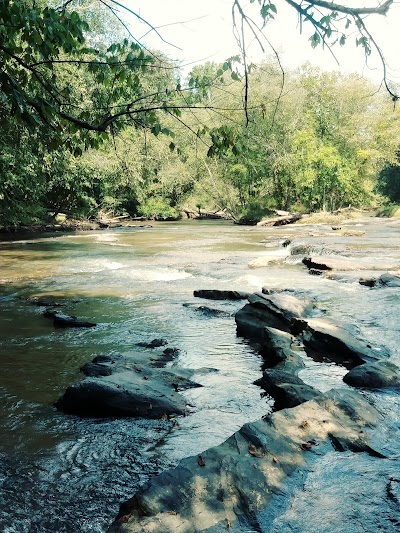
[1,1,400,228]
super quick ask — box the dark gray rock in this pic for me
[360,273,400,288]
[236,292,313,339]
[81,362,113,377]
[254,327,317,410]
[255,369,320,410]
[150,347,180,368]
[136,338,168,349]
[292,317,388,365]
[108,389,381,533]
[308,268,324,276]
[44,310,96,328]
[343,361,400,388]
[55,371,190,418]
[194,289,250,300]
[359,276,378,287]
[258,327,301,368]
[302,256,332,270]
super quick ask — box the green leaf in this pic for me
[309,32,320,48]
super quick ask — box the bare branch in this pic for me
[303,0,394,16]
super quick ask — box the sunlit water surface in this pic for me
[0,219,400,532]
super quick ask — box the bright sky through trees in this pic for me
[129,0,400,83]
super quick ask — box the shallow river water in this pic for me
[0,218,400,532]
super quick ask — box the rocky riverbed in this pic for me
[1,217,400,532]
[105,287,398,532]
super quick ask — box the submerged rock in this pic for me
[43,310,96,328]
[136,338,168,349]
[343,360,400,389]
[108,389,381,533]
[248,256,283,268]
[183,304,231,317]
[360,272,400,288]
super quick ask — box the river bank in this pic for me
[0,206,374,236]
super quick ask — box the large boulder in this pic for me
[80,362,113,377]
[108,389,381,533]
[343,361,400,389]
[293,317,388,365]
[236,292,313,339]
[55,370,194,418]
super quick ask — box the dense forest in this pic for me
[1,0,400,228]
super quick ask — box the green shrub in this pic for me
[138,197,181,221]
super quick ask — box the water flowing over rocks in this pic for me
[359,272,400,288]
[3,218,400,532]
[109,281,396,532]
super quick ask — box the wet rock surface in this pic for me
[193,289,250,300]
[236,292,313,338]
[55,372,190,418]
[360,272,400,288]
[303,255,400,272]
[109,282,398,533]
[108,389,382,533]
[292,317,388,365]
[56,343,200,419]
[343,360,400,389]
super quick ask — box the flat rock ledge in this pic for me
[56,346,201,419]
[292,317,388,365]
[235,292,314,338]
[108,389,381,533]
[107,291,396,532]
[302,255,400,272]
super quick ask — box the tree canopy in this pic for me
[1,0,398,140]
[1,0,400,227]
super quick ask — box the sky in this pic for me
[122,0,400,85]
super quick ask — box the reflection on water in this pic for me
[0,218,400,532]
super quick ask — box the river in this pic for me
[0,218,399,532]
